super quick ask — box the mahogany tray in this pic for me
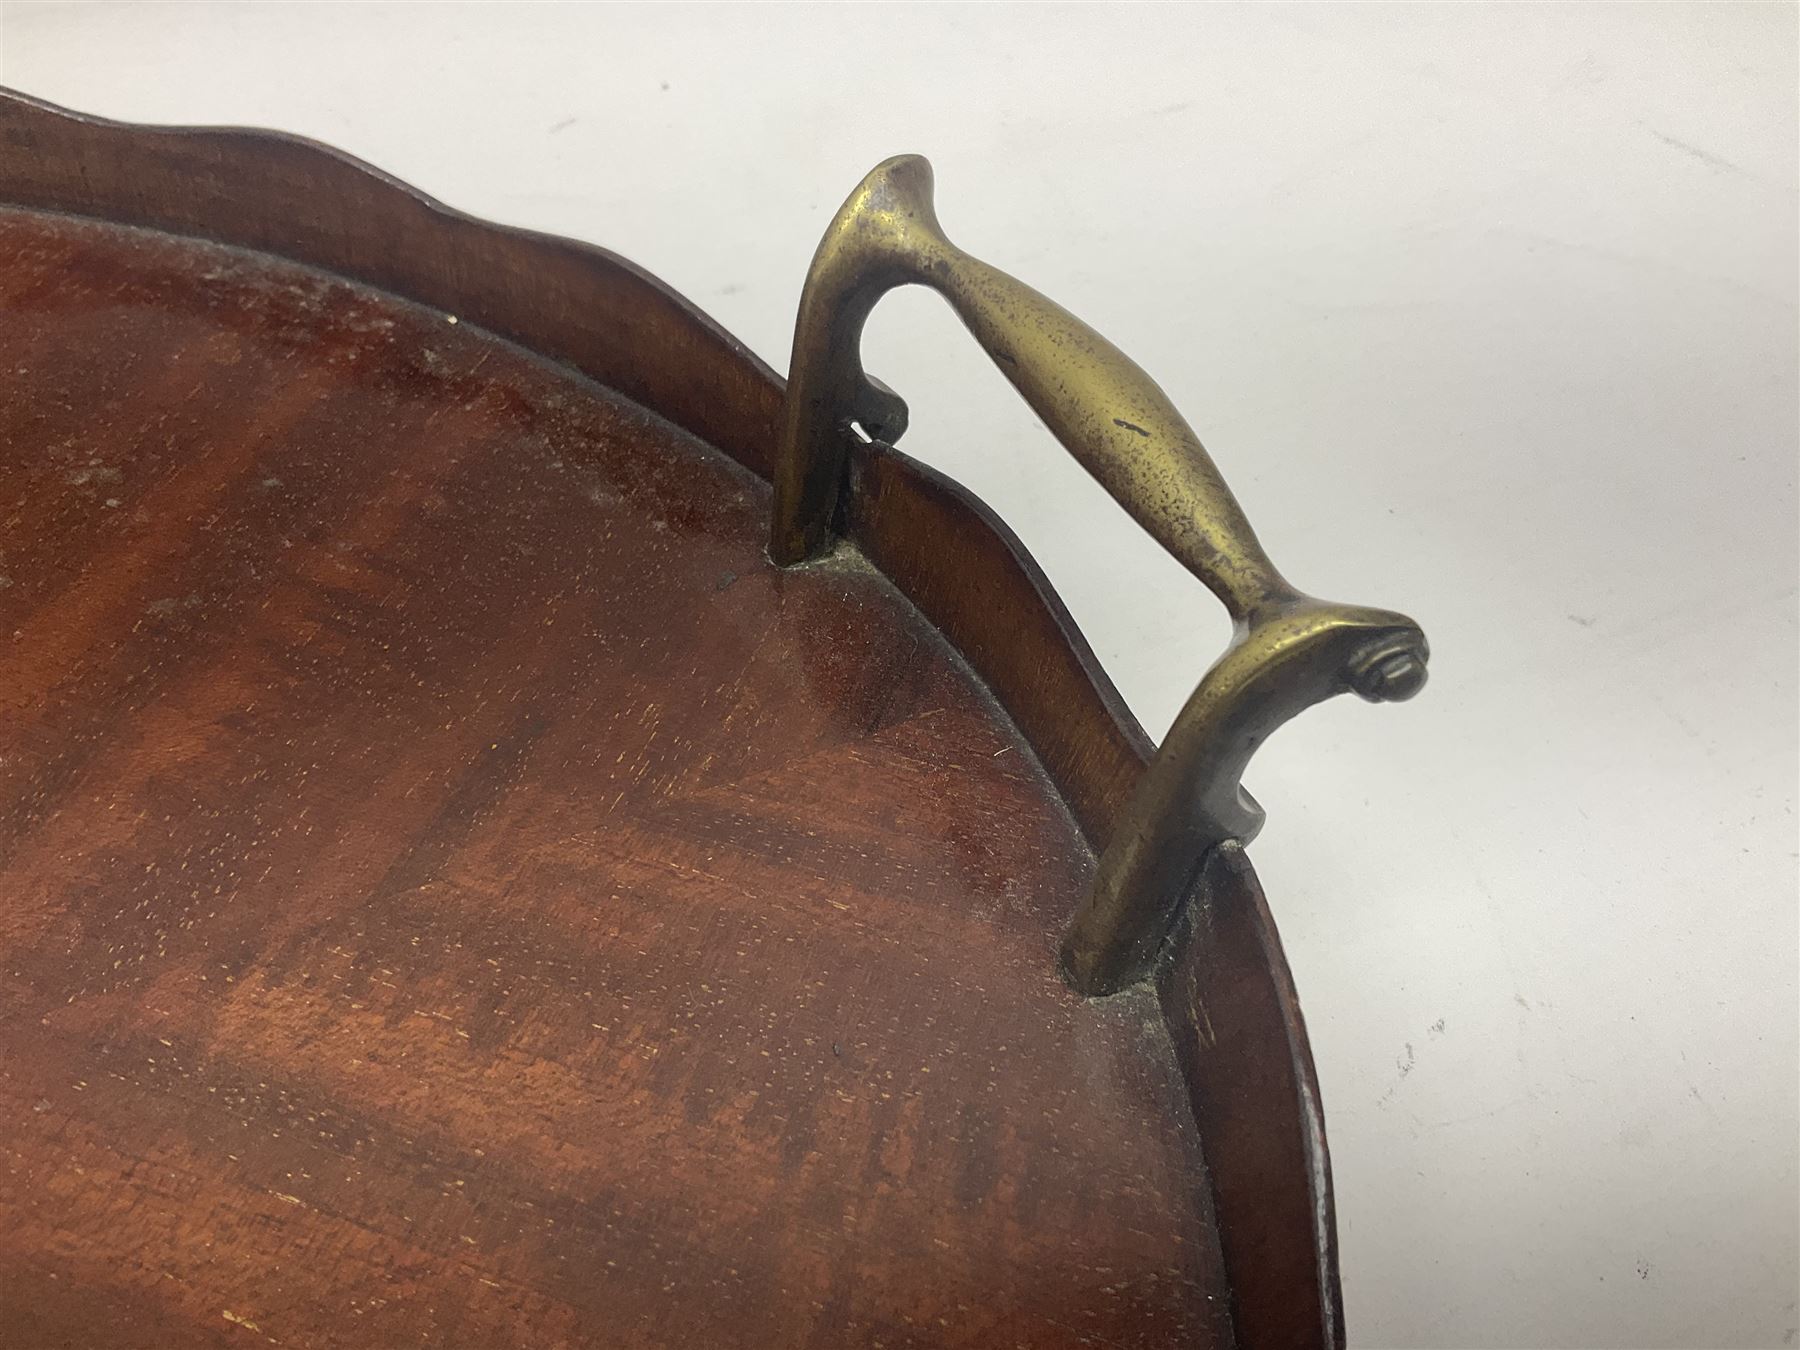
[0,91,1426,1349]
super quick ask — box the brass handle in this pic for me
[773,156,1427,995]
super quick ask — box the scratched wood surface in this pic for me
[0,209,1238,1348]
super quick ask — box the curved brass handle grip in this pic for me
[773,156,1428,995]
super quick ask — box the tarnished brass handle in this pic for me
[773,155,1428,996]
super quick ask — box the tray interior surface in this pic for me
[0,208,1233,1348]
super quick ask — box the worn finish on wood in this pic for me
[0,210,1236,1348]
[845,447,1152,853]
[0,89,1351,1349]
[1159,844,1344,1350]
[0,98,784,482]
[0,91,1149,869]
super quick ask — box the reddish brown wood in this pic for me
[0,90,1149,865]
[0,208,1236,1349]
[1160,845,1345,1350]
[0,89,1350,1349]
[846,447,1154,853]
[0,95,785,481]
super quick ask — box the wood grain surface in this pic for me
[0,89,1156,868]
[0,88,1353,1350]
[0,209,1238,1349]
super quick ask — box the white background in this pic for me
[2,4,1794,1347]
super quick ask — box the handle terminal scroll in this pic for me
[773,156,1428,995]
